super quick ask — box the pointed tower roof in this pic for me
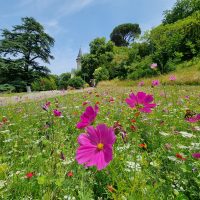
[77,48,82,58]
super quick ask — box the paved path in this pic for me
[0,88,94,106]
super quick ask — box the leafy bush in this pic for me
[93,67,109,83]
[67,77,85,89]
[0,84,15,93]
[127,56,159,80]
[9,80,27,92]
[31,77,57,91]
[58,73,71,89]
[150,12,200,72]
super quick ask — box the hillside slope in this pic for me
[98,58,200,87]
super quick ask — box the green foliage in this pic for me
[0,17,54,88]
[163,0,200,24]
[127,56,158,80]
[9,80,27,92]
[31,77,57,91]
[48,74,59,87]
[150,12,200,73]
[110,23,141,46]
[58,73,71,89]
[81,38,114,83]
[0,84,15,93]
[93,67,109,83]
[67,77,85,89]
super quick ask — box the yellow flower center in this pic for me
[97,143,104,150]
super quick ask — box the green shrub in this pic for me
[67,77,85,89]
[0,84,15,93]
[31,77,57,91]
[9,80,27,92]
[127,56,159,80]
[58,73,71,89]
[93,67,109,83]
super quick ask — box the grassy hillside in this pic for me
[98,58,200,87]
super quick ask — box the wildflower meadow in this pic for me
[0,83,200,199]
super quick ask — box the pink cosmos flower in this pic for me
[126,91,156,113]
[76,105,99,129]
[76,124,116,170]
[185,96,190,99]
[186,114,200,123]
[192,153,200,159]
[42,102,51,111]
[109,97,115,103]
[138,81,144,87]
[152,80,160,87]
[150,63,157,69]
[169,75,176,81]
[53,109,62,117]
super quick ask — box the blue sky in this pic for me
[0,0,176,75]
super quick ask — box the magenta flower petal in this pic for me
[137,92,146,104]
[53,109,62,117]
[192,153,200,159]
[76,105,99,129]
[145,103,157,108]
[186,113,200,123]
[126,91,156,113]
[76,124,116,170]
[144,95,154,104]
[125,98,135,108]
[78,134,93,145]
[76,145,97,164]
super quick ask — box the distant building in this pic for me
[76,48,82,70]
[71,48,82,78]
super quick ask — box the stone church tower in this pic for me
[76,48,82,70]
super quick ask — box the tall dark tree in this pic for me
[110,23,141,46]
[0,17,54,86]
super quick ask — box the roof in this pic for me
[77,48,82,58]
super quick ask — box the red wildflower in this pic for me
[130,125,137,131]
[67,171,73,177]
[139,143,147,149]
[130,119,136,123]
[135,112,140,117]
[176,153,186,161]
[82,101,89,106]
[26,172,34,179]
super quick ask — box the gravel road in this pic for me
[0,88,94,106]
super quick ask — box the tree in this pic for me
[110,23,141,46]
[80,37,114,83]
[58,72,71,89]
[0,17,54,87]
[163,0,200,24]
[151,12,200,72]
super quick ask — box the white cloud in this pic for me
[55,0,95,19]
[19,0,95,19]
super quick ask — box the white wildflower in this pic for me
[179,131,195,138]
